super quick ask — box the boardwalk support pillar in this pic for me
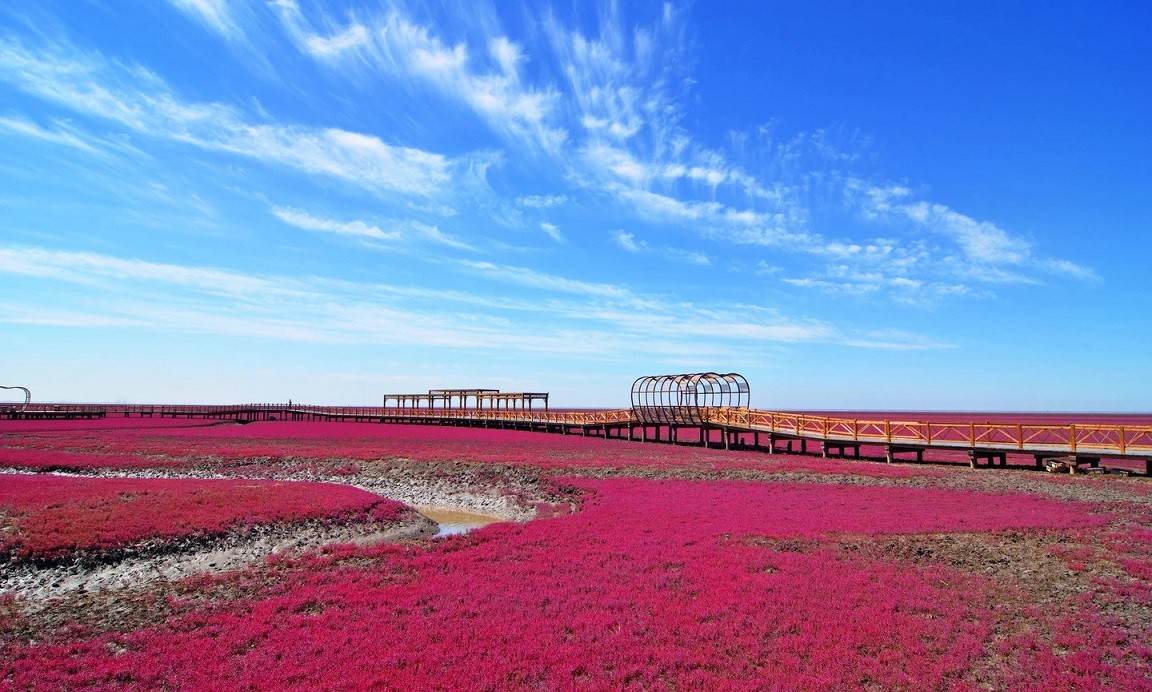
[969,450,1007,468]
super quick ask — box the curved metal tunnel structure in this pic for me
[0,386,31,413]
[630,372,750,425]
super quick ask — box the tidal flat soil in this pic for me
[2,419,1152,688]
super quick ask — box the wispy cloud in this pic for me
[839,329,954,351]
[273,205,475,250]
[459,260,633,300]
[664,248,710,266]
[272,207,400,241]
[0,246,293,295]
[409,221,474,250]
[0,244,580,351]
[539,5,1099,303]
[844,178,1098,286]
[903,201,1030,265]
[0,242,952,362]
[782,273,973,306]
[0,0,1100,395]
[274,4,567,152]
[540,222,564,243]
[167,0,242,40]
[302,22,369,58]
[1042,259,1101,283]
[0,35,462,199]
[613,230,641,253]
[613,230,708,265]
[0,115,98,153]
[517,194,568,209]
[155,1,1092,306]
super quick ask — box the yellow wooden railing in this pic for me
[11,403,1152,458]
[701,407,1152,456]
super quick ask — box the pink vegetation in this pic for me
[2,420,939,478]
[0,418,223,434]
[0,474,406,561]
[6,478,1142,688]
[0,448,192,473]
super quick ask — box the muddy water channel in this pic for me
[416,507,505,537]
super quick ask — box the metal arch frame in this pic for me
[1,385,31,413]
[630,372,750,425]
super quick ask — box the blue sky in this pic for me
[1,1,1149,410]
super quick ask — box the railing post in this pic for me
[969,423,975,446]
[1120,426,1127,455]
[1070,424,1077,454]
[1017,424,1023,450]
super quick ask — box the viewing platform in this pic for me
[382,388,549,411]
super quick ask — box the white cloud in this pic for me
[782,269,973,305]
[489,36,522,77]
[616,187,721,223]
[305,22,370,58]
[0,116,98,153]
[613,230,643,252]
[271,207,400,241]
[848,180,1039,268]
[0,303,151,329]
[274,205,471,249]
[0,36,459,199]
[167,0,241,40]
[853,182,912,221]
[261,1,1080,308]
[460,260,633,300]
[579,300,945,351]
[410,222,473,250]
[153,2,1094,314]
[540,222,564,243]
[1042,258,1100,282]
[664,248,710,265]
[276,8,567,152]
[581,142,650,183]
[516,194,568,209]
[545,10,1097,301]
[0,244,950,361]
[0,245,594,352]
[902,201,1030,265]
[839,329,954,351]
[0,245,299,298]
[612,231,707,265]
[546,8,666,150]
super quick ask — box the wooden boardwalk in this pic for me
[5,403,1152,474]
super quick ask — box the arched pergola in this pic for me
[630,372,749,425]
[1,385,31,413]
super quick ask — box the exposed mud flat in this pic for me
[349,464,539,522]
[2,513,438,603]
[0,460,550,605]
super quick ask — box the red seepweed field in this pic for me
[0,475,408,563]
[3,416,1152,688]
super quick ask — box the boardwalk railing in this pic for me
[7,403,1152,465]
[702,407,1152,457]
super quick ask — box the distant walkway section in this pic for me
[4,402,1151,475]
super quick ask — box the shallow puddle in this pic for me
[416,507,505,537]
